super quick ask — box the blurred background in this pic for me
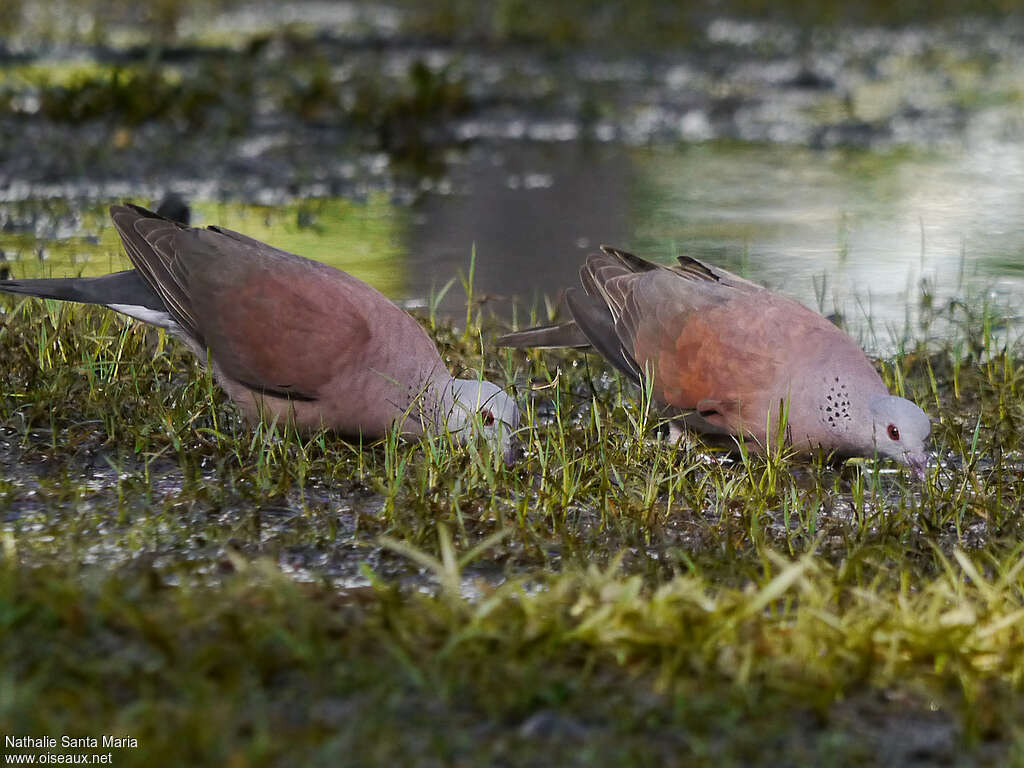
[1,0,1022,347]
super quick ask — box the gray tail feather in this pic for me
[497,321,591,349]
[0,270,163,310]
[0,277,105,304]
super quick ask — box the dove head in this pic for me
[443,378,521,465]
[867,395,931,477]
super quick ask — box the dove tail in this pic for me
[0,270,161,309]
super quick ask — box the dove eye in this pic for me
[887,424,900,441]
[480,409,495,426]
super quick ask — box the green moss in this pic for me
[0,197,409,294]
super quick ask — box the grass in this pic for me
[1,269,1024,764]
[6,0,1022,51]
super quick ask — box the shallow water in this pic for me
[409,137,1024,346]
[2,10,1024,349]
[2,11,1022,762]
[4,136,1023,351]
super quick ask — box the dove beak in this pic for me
[904,451,929,480]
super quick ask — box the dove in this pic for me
[499,246,930,475]
[0,204,520,462]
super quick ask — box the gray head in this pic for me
[443,379,521,465]
[867,395,931,477]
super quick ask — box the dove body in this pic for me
[0,205,520,462]
[500,247,929,474]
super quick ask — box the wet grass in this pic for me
[6,2,1021,143]
[6,0,1022,52]
[2,267,1024,765]
[0,55,463,155]
[5,1,1024,214]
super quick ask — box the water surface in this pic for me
[5,137,1023,352]
[2,11,1023,351]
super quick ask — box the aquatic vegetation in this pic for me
[4,0,1024,202]
[2,0,1024,763]
[2,266,1024,764]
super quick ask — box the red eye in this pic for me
[887,424,900,441]
[480,409,495,426]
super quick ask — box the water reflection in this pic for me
[411,138,1024,349]
[1,195,411,298]
[2,138,1023,354]
[408,143,631,315]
